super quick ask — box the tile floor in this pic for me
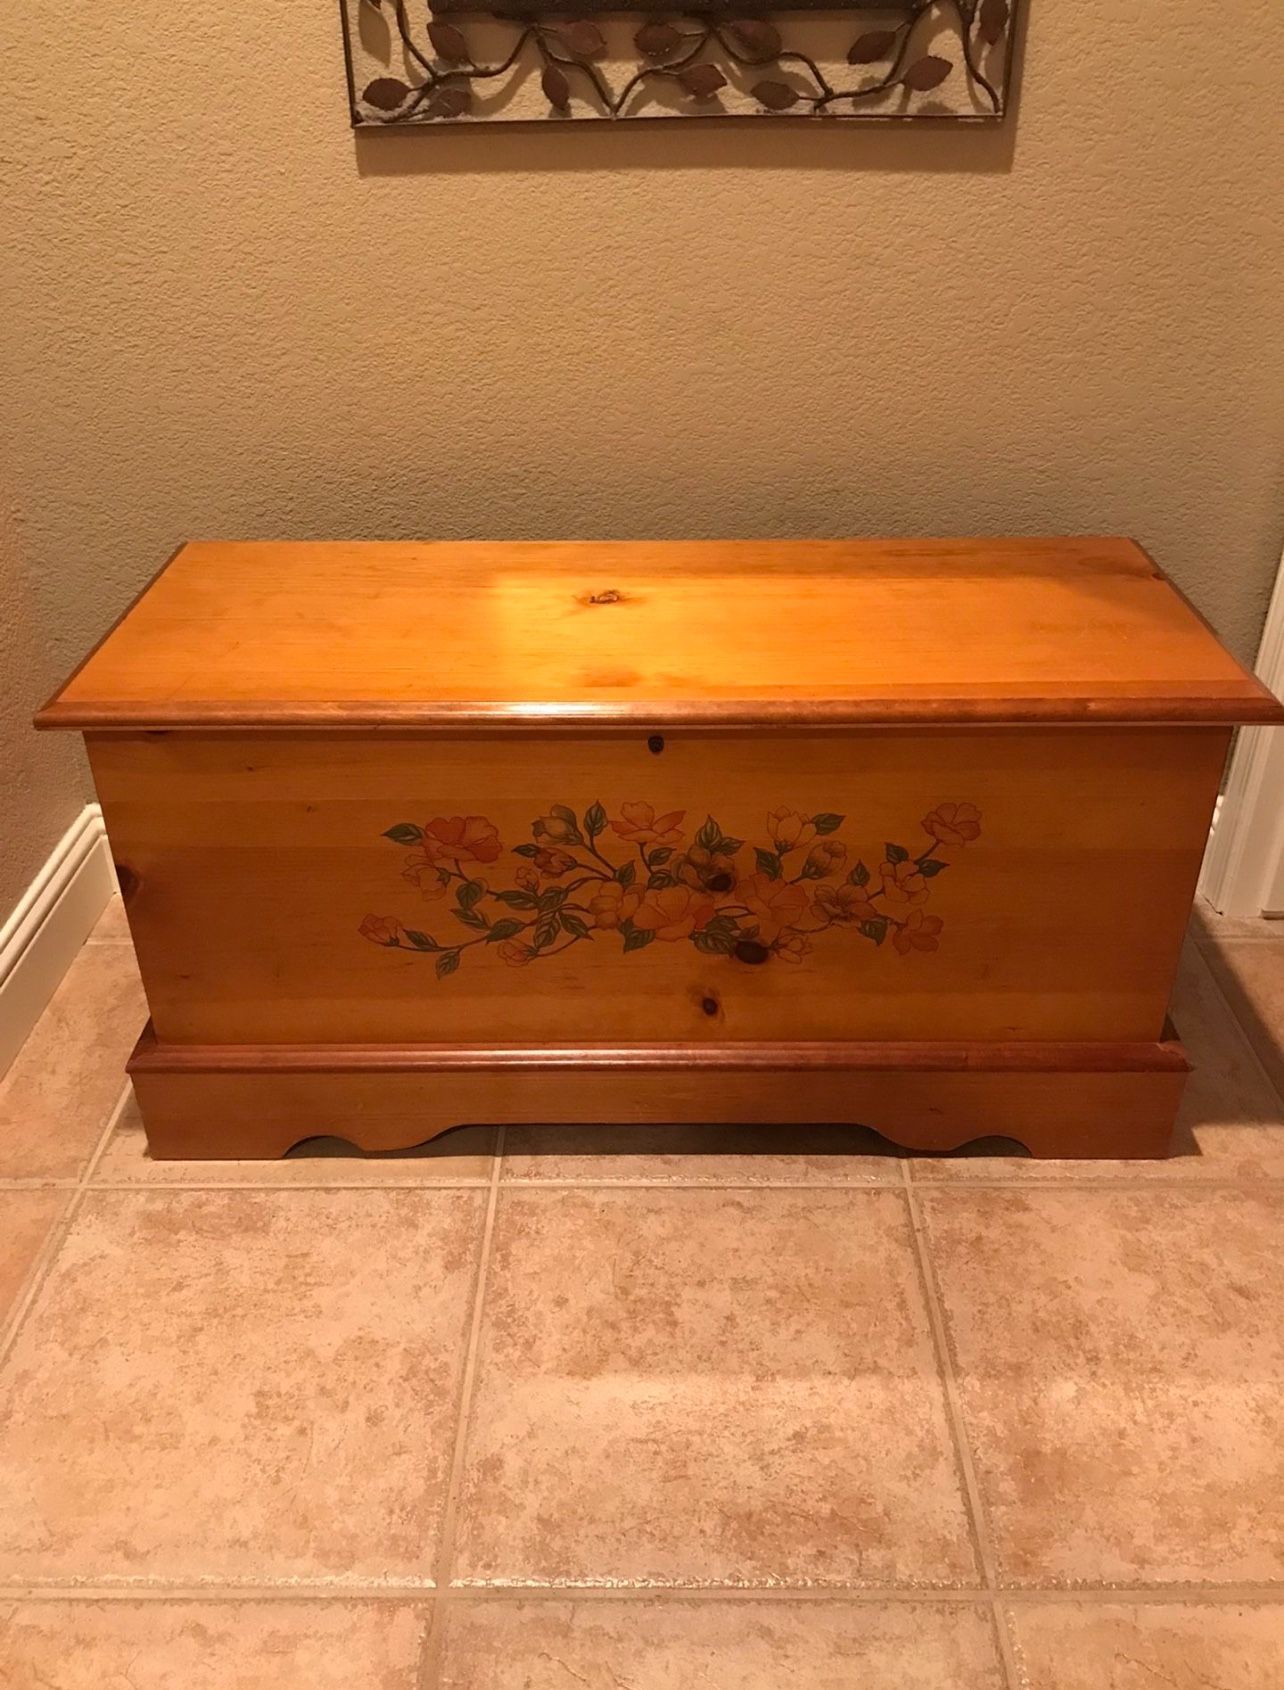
[0,898,1282,1687]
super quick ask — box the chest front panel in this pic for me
[90,726,1225,1047]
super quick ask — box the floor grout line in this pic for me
[0,1083,131,1374]
[416,1125,507,1690]
[900,1163,1025,1690]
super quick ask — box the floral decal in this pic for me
[360,800,982,979]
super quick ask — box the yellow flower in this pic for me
[803,838,847,879]
[609,802,686,848]
[766,808,816,852]
[533,812,578,845]
[894,911,943,955]
[813,883,878,925]
[773,929,812,964]
[676,843,737,893]
[533,847,577,877]
[739,872,810,938]
[515,866,539,893]
[359,914,401,946]
[588,880,643,930]
[879,858,928,912]
[402,851,451,900]
[630,885,715,941]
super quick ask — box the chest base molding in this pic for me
[127,1026,1190,1161]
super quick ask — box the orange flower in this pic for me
[880,858,929,912]
[813,883,879,925]
[739,872,810,938]
[766,808,816,852]
[497,938,536,967]
[588,880,643,930]
[922,802,981,846]
[421,815,502,864]
[630,884,715,941]
[533,847,577,877]
[359,914,401,946]
[515,866,540,893]
[803,838,847,879]
[893,911,943,955]
[609,802,686,848]
[773,929,812,964]
[533,812,578,845]
[676,843,737,893]
[402,850,451,899]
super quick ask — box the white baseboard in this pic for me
[0,805,116,1077]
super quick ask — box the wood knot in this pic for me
[581,588,626,606]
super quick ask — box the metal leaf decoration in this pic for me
[847,29,897,64]
[563,19,606,57]
[726,18,782,61]
[362,76,411,110]
[902,54,952,91]
[541,64,571,107]
[635,21,681,58]
[680,63,728,98]
[979,0,1010,45]
[427,20,470,63]
[752,79,800,110]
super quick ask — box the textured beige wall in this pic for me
[2,1,1283,917]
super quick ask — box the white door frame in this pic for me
[1199,546,1284,918]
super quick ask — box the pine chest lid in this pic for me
[36,537,1284,731]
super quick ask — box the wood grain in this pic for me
[36,538,1284,730]
[89,725,1226,1047]
[128,1027,1188,1160]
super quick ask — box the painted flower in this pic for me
[533,846,577,877]
[515,866,540,893]
[421,815,503,864]
[588,880,643,930]
[402,850,451,899]
[609,802,686,848]
[766,808,816,853]
[533,812,578,845]
[922,802,982,846]
[773,929,812,964]
[676,843,737,893]
[359,914,401,947]
[630,884,716,941]
[880,858,929,911]
[739,872,811,938]
[497,938,536,967]
[894,910,943,955]
[802,838,847,879]
[813,883,879,925]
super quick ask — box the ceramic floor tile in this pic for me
[0,942,146,1180]
[0,1188,484,1584]
[0,1600,428,1688]
[94,1091,497,1184]
[1007,1601,1284,1689]
[921,1187,1284,1586]
[1198,938,1284,1102]
[436,1598,1007,1688]
[501,1121,904,1183]
[0,1190,66,1321]
[454,1187,978,1589]
[85,893,133,943]
[912,942,1284,1182]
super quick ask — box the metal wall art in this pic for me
[341,0,1020,126]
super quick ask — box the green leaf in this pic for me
[538,886,568,912]
[718,836,744,854]
[622,925,655,953]
[703,913,741,939]
[584,801,607,839]
[692,926,737,956]
[458,879,485,910]
[404,929,438,951]
[453,907,489,931]
[647,846,673,867]
[512,843,540,859]
[494,889,538,908]
[647,871,676,890]
[533,915,560,949]
[382,823,423,846]
[615,860,636,887]
[485,918,525,943]
[885,842,909,865]
[811,813,845,836]
[850,860,871,887]
[755,848,782,880]
[436,949,460,978]
[859,918,889,947]
[918,858,949,878]
[696,816,720,851]
[560,910,591,939]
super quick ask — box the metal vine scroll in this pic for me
[341,0,1020,125]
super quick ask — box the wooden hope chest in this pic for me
[37,539,1284,1160]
